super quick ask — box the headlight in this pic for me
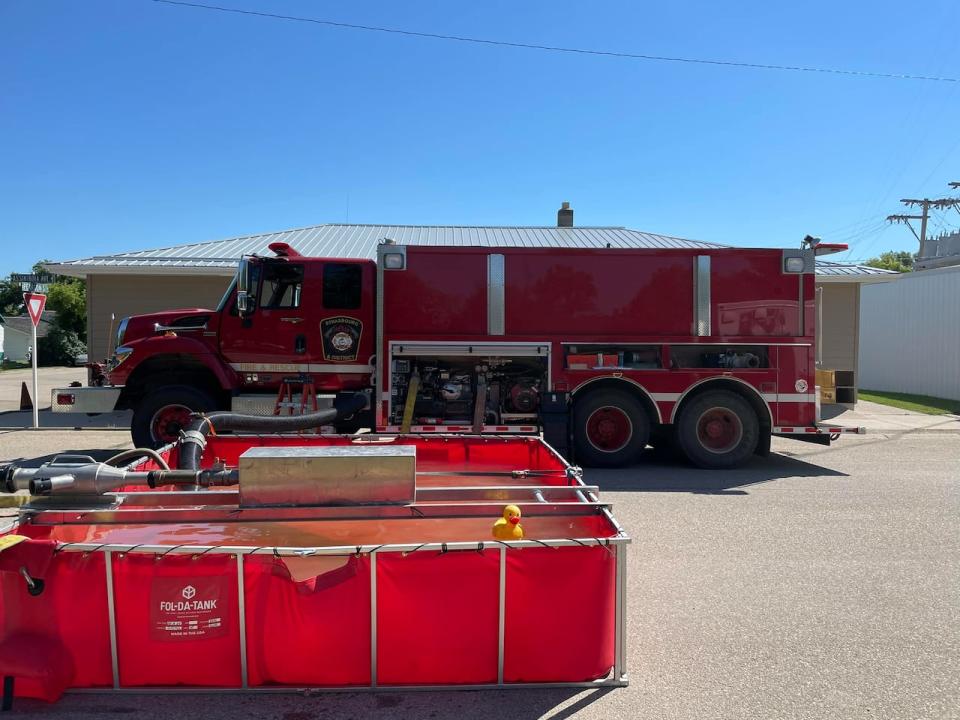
[116,317,129,348]
[112,346,133,369]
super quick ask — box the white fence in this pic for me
[859,265,960,401]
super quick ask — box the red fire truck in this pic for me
[54,238,861,468]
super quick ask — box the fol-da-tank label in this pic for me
[150,577,229,641]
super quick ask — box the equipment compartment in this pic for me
[564,345,661,370]
[669,344,768,369]
[389,353,548,426]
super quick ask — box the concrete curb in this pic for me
[836,424,960,435]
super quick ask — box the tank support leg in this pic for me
[615,542,628,683]
[498,545,506,684]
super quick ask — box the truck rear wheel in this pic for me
[132,385,216,448]
[573,390,650,468]
[676,390,759,469]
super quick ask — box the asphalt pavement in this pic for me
[1,430,957,719]
[0,366,85,412]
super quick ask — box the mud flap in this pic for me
[755,428,771,456]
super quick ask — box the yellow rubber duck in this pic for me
[492,504,524,540]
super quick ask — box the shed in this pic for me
[45,223,895,398]
[859,264,960,401]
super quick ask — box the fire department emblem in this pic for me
[331,332,354,352]
[795,379,808,393]
[321,317,363,362]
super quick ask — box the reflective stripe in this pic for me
[651,392,816,403]
[230,362,373,374]
[382,425,539,433]
[487,254,505,335]
[766,393,816,402]
[694,255,711,336]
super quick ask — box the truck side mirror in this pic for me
[238,258,250,293]
[236,257,254,317]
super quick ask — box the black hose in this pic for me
[178,393,368,470]
[145,469,239,488]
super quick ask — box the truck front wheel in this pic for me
[131,385,216,448]
[676,390,759,469]
[573,390,650,468]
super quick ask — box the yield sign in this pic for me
[24,292,47,327]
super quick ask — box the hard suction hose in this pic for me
[177,393,368,470]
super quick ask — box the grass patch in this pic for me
[0,361,30,371]
[858,390,960,415]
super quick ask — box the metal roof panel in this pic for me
[45,222,893,279]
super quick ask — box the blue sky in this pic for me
[2,0,959,276]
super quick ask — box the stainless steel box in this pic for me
[239,445,416,507]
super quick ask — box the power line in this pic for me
[848,224,893,263]
[152,0,959,83]
[886,194,960,250]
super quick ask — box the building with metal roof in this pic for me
[46,223,728,277]
[44,216,898,395]
[813,260,898,281]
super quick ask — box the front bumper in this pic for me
[50,386,123,413]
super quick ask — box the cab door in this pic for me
[219,258,375,392]
[219,258,309,372]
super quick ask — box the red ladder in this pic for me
[273,375,319,417]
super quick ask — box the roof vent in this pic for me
[557,202,573,228]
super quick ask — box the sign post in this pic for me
[24,292,47,429]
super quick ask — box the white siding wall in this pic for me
[2,329,31,363]
[859,266,960,401]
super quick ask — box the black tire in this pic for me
[573,389,650,468]
[131,385,216,448]
[676,390,759,469]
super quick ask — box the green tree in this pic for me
[0,280,23,315]
[45,280,86,339]
[37,325,86,367]
[865,250,915,273]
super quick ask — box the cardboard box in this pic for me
[819,387,837,404]
[816,369,836,389]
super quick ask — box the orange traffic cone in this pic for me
[19,382,32,411]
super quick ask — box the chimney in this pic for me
[557,201,573,228]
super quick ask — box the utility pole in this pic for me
[886,194,960,250]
